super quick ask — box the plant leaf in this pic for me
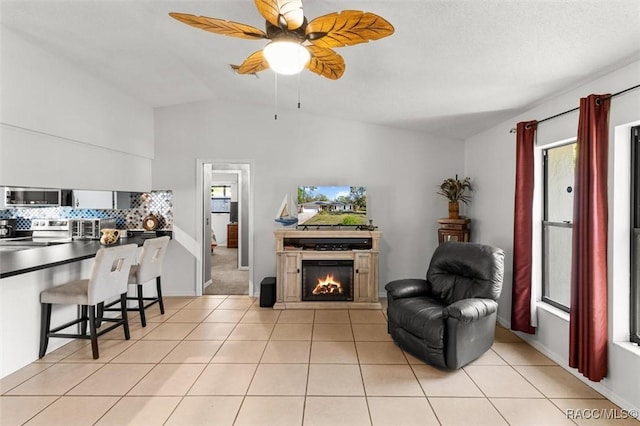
[437,177,473,204]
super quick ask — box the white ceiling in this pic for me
[2,0,639,140]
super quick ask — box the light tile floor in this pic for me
[1,296,638,425]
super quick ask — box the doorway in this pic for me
[207,171,248,294]
[196,160,253,297]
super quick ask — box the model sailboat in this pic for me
[275,194,298,226]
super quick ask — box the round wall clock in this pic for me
[143,214,159,231]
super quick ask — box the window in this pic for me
[211,185,232,213]
[542,142,576,312]
[631,126,640,344]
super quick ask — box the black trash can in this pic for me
[260,277,276,307]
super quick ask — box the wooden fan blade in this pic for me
[238,50,270,75]
[169,12,267,40]
[305,45,345,80]
[254,0,304,30]
[306,10,394,48]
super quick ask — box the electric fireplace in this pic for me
[274,229,381,309]
[302,260,354,302]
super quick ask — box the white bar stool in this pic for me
[39,244,138,359]
[101,236,170,327]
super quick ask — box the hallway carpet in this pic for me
[205,246,249,295]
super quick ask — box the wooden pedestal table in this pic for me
[437,217,471,244]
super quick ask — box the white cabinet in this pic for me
[354,253,372,302]
[72,190,113,209]
[281,252,301,302]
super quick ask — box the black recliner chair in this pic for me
[385,241,504,370]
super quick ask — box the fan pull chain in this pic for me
[297,73,301,109]
[274,73,278,120]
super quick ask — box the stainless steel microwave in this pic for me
[71,218,117,240]
[4,187,70,207]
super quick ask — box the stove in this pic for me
[0,219,73,247]
[31,218,71,233]
[32,219,73,243]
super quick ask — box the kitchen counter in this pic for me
[0,232,172,279]
[0,230,172,378]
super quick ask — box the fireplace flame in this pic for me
[312,274,344,295]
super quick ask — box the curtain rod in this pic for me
[508,83,640,133]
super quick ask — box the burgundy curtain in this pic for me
[569,94,610,382]
[511,120,538,334]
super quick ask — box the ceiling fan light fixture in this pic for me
[263,40,310,75]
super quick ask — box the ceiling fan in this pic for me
[169,0,394,80]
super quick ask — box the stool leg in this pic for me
[88,306,99,359]
[156,277,165,314]
[95,302,104,328]
[80,305,88,336]
[39,303,52,358]
[137,284,146,327]
[120,293,130,340]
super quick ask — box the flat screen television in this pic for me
[297,186,367,226]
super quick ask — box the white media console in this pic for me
[273,228,382,309]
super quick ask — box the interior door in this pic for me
[200,161,252,296]
[202,163,212,291]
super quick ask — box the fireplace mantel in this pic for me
[274,228,382,309]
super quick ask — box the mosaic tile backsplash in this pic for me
[0,191,173,230]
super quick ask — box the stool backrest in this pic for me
[135,236,170,283]
[88,244,138,305]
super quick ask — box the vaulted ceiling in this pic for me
[2,0,639,140]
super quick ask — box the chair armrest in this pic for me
[443,299,498,323]
[385,279,431,301]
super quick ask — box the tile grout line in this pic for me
[505,361,581,424]
[158,295,233,426]
[224,297,272,424]
[106,296,226,422]
[460,363,511,425]
[173,295,254,425]
[406,350,444,425]
[11,298,198,425]
[349,309,376,426]
[470,330,583,425]
[3,299,621,425]
[300,312,317,426]
[14,306,134,425]
[98,296,231,425]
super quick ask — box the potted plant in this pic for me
[437,175,472,219]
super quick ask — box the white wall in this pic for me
[465,60,640,412]
[153,99,465,296]
[0,28,154,191]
